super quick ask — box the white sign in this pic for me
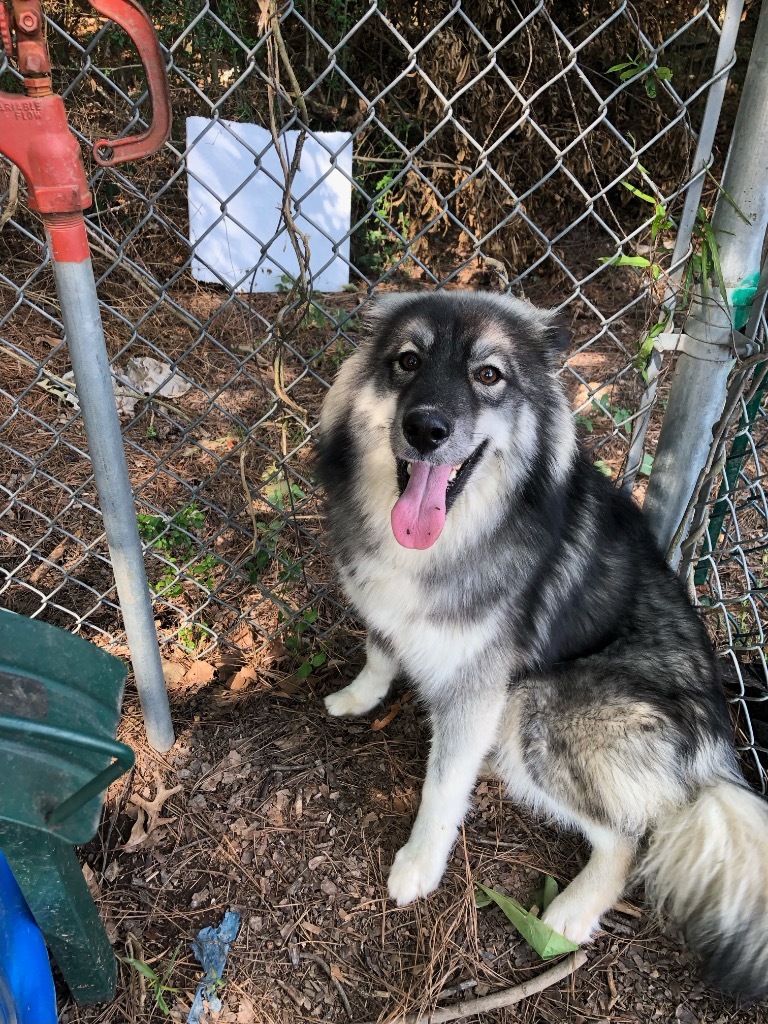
[186,116,353,292]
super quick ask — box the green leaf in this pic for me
[647,319,671,339]
[295,661,313,679]
[303,609,319,624]
[573,413,594,434]
[680,258,695,306]
[634,317,669,369]
[475,883,579,959]
[160,943,183,985]
[613,255,652,268]
[620,65,646,82]
[644,77,657,99]
[705,169,751,225]
[543,874,559,911]
[651,217,673,242]
[622,181,656,205]
[599,254,654,271]
[701,221,727,301]
[700,237,709,298]
[530,874,560,912]
[639,453,654,476]
[591,394,611,416]
[266,478,306,510]
[651,203,672,241]
[311,652,327,667]
[614,408,633,435]
[655,66,672,81]
[122,958,159,982]
[607,60,635,73]
[636,335,656,362]
[475,887,494,908]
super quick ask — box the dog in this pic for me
[315,290,768,999]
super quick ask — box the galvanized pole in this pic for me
[643,0,768,565]
[52,254,176,752]
[623,0,746,489]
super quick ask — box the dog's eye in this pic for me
[398,352,421,371]
[475,366,502,385]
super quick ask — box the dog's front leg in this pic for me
[325,634,398,717]
[388,686,505,906]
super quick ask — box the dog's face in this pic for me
[320,291,574,551]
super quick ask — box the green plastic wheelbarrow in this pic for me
[0,608,134,1004]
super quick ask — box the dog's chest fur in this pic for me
[341,546,507,691]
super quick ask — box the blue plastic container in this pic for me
[0,850,57,1024]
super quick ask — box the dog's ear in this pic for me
[361,292,420,336]
[548,323,573,356]
[543,319,570,356]
[501,294,570,363]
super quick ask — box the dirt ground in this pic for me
[57,659,768,1024]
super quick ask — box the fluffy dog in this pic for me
[316,290,768,998]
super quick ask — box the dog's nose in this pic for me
[402,408,452,454]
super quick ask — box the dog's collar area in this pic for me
[396,438,488,511]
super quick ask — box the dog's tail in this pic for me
[637,779,768,999]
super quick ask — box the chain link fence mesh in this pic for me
[681,332,768,794]
[1,1,766,776]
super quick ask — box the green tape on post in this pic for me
[728,271,760,331]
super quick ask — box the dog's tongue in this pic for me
[391,462,453,549]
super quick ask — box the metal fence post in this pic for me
[622,0,746,489]
[51,253,175,753]
[643,0,768,565]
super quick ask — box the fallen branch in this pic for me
[123,778,183,850]
[371,691,414,731]
[397,951,588,1024]
[301,952,352,1020]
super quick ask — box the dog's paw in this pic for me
[324,684,377,717]
[387,841,445,906]
[540,891,601,945]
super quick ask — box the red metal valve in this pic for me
[88,0,172,166]
[0,0,90,240]
[0,0,172,259]
[0,3,13,55]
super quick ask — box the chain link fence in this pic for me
[1,1,766,774]
[680,339,768,793]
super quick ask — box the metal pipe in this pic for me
[623,0,746,488]
[51,238,175,752]
[644,0,768,563]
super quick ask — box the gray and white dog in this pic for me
[316,290,768,998]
